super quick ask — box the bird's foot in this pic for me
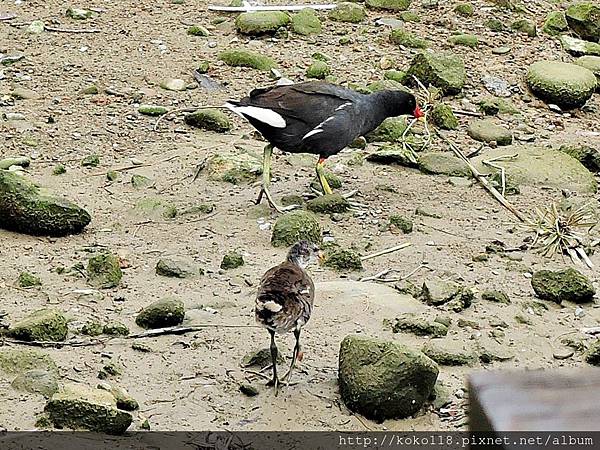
[266,376,280,396]
[256,188,300,213]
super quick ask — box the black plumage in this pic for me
[255,240,320,395]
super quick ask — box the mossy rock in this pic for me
[454,3,474,16]
[366,0,411,10]
[18,271,41,288]
[81,321,104,337]
[44,383,132,434]
[9,308,68,342]
[526,60,596,109]
[66,7,93,19]
[510,18,537,37]
[585,340,600,365]
[291,8,321,36]
[271,210,322,247]
[220,252,244,269]
[307,194,350,214]
[309,171,343,192]
[421,341,477,366]
[486,18,506,32]
[531,268,595,304]
[472,145,597,194]
[87,253,122,289]
[560,35,600,56]
[11,369,59,397]
[131,174,153,189]
[559,143,600,171]
[306,61,330,79]
[390,29,428,49]
[206,152,261,185]
[156,257,202,278]
[566,3,600,42]
[482,289,510,304]
[185,109,231,132]
[323,247,362,271]
[421,277,472,307]
[98,362,123,380]
[134,197,178,219]
[103,321,130,336]
[448,33,479,47]
[328,2,366,23]
[542,11,568,35]
[366,145,418,167]
[430,103,458,130]
[136,297,185,329]
[575,56,600,88]
[0,348,58,376]
[219,49,276,71]
[0,171,91,236]
[235,11,290,35]
[187,25,210,36]
[384,69,407,84]
[388,214,413,233]
[138,104,169,116]
[81,154,100,167]
[467,119,513,145]
[366,79,409,93]
[338,335,439,421]
[418,152,471,177]
[392,315,448,337]
[478,97,519,115]
[365,117,408,142]
[406,52,465,95]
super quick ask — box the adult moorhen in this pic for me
[255,240,323,395]
[225,81,424,212]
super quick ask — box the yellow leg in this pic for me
[257,144,299,213]
[315,157,333,195]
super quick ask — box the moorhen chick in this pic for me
[255,240,323,395]
[225,81,424,212]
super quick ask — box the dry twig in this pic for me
[360,243,411,262]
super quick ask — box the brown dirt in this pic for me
[0,0,599,432]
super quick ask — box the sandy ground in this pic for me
[0,0,599,432]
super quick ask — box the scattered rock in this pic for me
[384,69,407,83]
[454,3,474,16]
[66,7,93,20]
[477,338,514,363]
[366,117,408,142]
[389,214,413,233]
[98,362,123,380]
[11,369,59,397]
[482,75,512,97]
[328,3,366,23]
[219,49,276,71]
[575,56,600,88]
[542,11,568,35]
[323,247,363,271]
[467,119,513,146]
[134,197,177,219]
[421,277,474,311]
[366,0,411,11]
[271,211,322,247]
[307,193,349,214]
[481,289,510,304]
[406,52,465,95]
[390,29,428,48]
[0,171,91,236]
[0,348,58,376]
[106,384,139,411]
[235,11,290,35]
[240,384,259,396]
[421,341,477,366]
[0,156,30,170]
[526,60,596,109]
[310,171,343,192]
[560,35,600,56]
[103,321,130,336]
[156,257,202,278]
[559,143,600,172]
[415,206,442,218]
[291,8,321,36]
[136,297,185,329]
[392,314,448,337]
[81,154,100,167]
[18,271,41,288]
[448,33,479,47]
[306,60,330,79]
[187,25,210,36]
[87,253,122,289]
[585,340,600,365]
[365,145,418,166]
[185,109,231,132]
[26,20,45,34]
[338,335,439,421]
[206,151,261,184]
[220,252,244,270]
[9,309,68,342]
[430,103,458,130]
[418,152,471,177]
[160,78,187,91]
[473,145,597,194]
[138,104,169,116]
[531,268,595,304]
[486,18,506,32]
[44,383,132,434]
[565,3,599,42]
[81,321,104,337]
[510,19,536,37]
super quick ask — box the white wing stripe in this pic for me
[335,102,352,111]
[223,102,286,128]
[302,115,336,140]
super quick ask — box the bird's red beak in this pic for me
[413,105,425,119]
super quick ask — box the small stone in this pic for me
[235,11,290,35]
[584,340,600,365]
[271,211,322,247]
[390,29,428,48]
[160,78,187,91]
[366,0,411,11]
[559,143,600,171]
[291,8,321,36]
[389,214,413,233]
[560,35,600,57]
[310,171,343,192]
[136,297,185,329]
[66,8,93,20]
[448,34,479,48]
[9,309,68,342]
[53,165,66,176]
[26,20,45,34]
[531,268,595,304]
[103,321,130,336]
[328,3,366,23]
[185,109,231,132]
[392,314,448,337]
[239,384,259,396]
[81,321,104,337]
[11,87,39,100]
[109,385,139,411]
[0,348,58,376]
[511,19,536,37]
[406,52,465,95]
[323,247,363,272]
[454,3,474,16]
[542,11,568,36]
[206,152,261,184]
[366,144,418,166]
[421,341,477,366]
[11,369,59,397]
[421,277,473,308]
[418,152,471,177]
[486,19,505,32]
[415,206,442,218]
[553,349,575,360]
[242,348,284,368]
[220,252,244,270]
[384,69,407,83]
[131,174,153,189]
[492,46,512,55]
[18,271,41,288]
[134,197,177,219]
[477,339,514,363]
[219,49,276,71]
[565,3,600,43]
[307,193,349,214]
[467,119,512,146]
[81,154,100,167]
[87,253,122,289]
[575,56,600,88]
[481,289,510,304]
[448,176,472,187]
[366,116,409,142]
[138,105,169,116]
[187,25,210,36]
[430,103,458,130]
[98,362,123,380]
[156,257,202,278]
[306,61,331,79]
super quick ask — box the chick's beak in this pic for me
[413,105,426,122]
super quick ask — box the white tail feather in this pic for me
[223,102,286,128]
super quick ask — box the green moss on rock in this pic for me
[559,143,600,171]
[271,210,322,247]
[328,2,366,23]
[0,171,91,236]
[219,49,276,71]
[531,268,595,304]
[185,109,231,132]
[407,52,465,95]
[448,33,479,47]
[323,247,363,271]
[291,8,321,36]
[187,25,210,36]
[467,119,513,145]
[18,271,41,288]
[81,321,104,337]
[306,60,331,79]
[566,3,600,43]
[389,214,413,233]
[9,308,68,342]
[560,35,600,56]
[220,252,244,269]
[392,315,448,337]
[103,321,130,336]
[0,348,58,375]
[526,60,596,109]
[418,152,471,177]
[11,369,59,397]
[307,193,350,214]
[390,28,428,48]
[482,289,510,304]
[206,152,262,184]
[87,253,122,289]
[136,297,185,329]
[338,335,439,421]
[156,257,202,278]
[585,340,600,365]
[384,69,407,84]
[134,197,177,219]
[421,341,476,366]
[366,144,418,167]
[575,55,600,88]
[486,18,505,31]
[543,11,568,35]
[366,117,408,142]
[430,103,458,130]
[511,18,537,37]
[235,11,290,35]
[454,3,474,16]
